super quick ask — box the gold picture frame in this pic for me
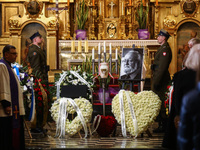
[24,0,43,18]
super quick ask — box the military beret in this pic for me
[30,32,42,41]
[158,29,171,39]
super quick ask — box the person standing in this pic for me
[0,45,25,150]
[27,32,48,133]
[177,45,200,149]
[151,29,172,132]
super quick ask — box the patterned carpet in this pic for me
[25,122,166,150]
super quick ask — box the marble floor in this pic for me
[25,122,166,150]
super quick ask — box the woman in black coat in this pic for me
[162,43,200,149]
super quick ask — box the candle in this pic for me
[122,2,124,15]
[71,40,75,53]
[156,0,158,6]
[109,43,112,54]
[100,2,101,15]
[98,43,101,54]
[142,0,144,4]
[104,41,106,53]
[92,0,95,6]
[92,48,94,59]
[68,0,70,6]
[85,40,88,53]
[78,40,82,53]
[129,0,131,6]
[115,48,118,59]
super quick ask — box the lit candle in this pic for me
[85,39,88,53]
[71,40,75,53]
[104,41,106,53]
[122,2,124,15]
[115,48,118,60]
[98,43,101,54]
[156,0,158,6]
[92,48,94,59]
[78,40,82,53]
[68,0,70,6]
[129,0,131,6]
[100,2,101,15]
[109,43,112,54]
[92,0,95,6]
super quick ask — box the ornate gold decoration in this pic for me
[89,5,97,40]
[180,0,199,17]
[47,20,57,29]
[164,16,177,28]
[24,0,43,18]
[126,5,134,40]
[8,19,20,28]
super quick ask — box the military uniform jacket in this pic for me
[27,44,47,78]
[152,42,172,90]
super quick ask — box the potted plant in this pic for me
[76,0,89,40]
[135,2,149,39]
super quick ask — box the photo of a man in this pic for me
[120,48,143,80]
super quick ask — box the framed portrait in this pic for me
[105,19,119,39]
[120,47,144,80]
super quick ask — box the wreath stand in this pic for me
[117,78,152,138]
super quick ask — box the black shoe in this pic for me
[31,128,43,133]
[153,125,165,133]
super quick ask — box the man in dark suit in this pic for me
[27,32,48,134]
[151,29,172,132]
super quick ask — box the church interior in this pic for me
[0,0,199,149]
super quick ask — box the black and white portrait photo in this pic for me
[120,48,144,80]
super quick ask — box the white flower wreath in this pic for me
[50,98,93,136]
[112,90,161,136]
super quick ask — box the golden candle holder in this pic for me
[120,15,126,39]
[89,5,97,40]
[61,6,72,40]
[126,5,134,40]
[98,15,104,39]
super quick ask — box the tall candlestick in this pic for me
[71,40,75,53]
[129,0,131,6]
[92,0,95,6]
[109,43,112,54]
[104,41,106,53]
[115,48,118,60]
[122,2,124,15]
[98,43,101,54]
[92,48,94,59]
[85,39,88,53]
[100,2,101,15]
[78,40,82,53]
[68,0,70,6]
[156,0,158,6]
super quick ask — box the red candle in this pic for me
[68,0,70,6]
[129,0,131,6]
[93,0,95,6]
[156,0,158,6]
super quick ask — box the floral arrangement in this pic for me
[165,85,174,116]
[56,66,94,100]
[50,98,93,136]
[112,90,161,136]
[18,64,55,122]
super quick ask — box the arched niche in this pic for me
[21,23,46,64]
[176,22,200,71]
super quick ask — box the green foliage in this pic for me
[76,0,89,30]
[135,2,149,29]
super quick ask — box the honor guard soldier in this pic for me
[151,29,172,133]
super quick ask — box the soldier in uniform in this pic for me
[27,32,47,79]
[151,29,172,132]
[27,32,48,134]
